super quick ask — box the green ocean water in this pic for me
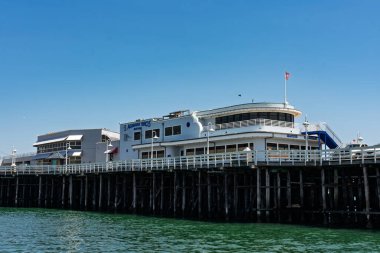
[0,208,379,252]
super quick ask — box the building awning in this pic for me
[33,135,83,146]
[66,135,83,141]
[72,151,82,157]
[33,153,52,160]
[48,152,65,159]
[33,137,67,146]
[104,147,118,154]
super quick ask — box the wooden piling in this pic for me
[363,166,372,228]
[256,168,261,222]
[234,173,238,217]
[69,175,73,209]
[62,176,66,208]
[84,175,88,210]
[334,168,339,209]
[174,172,177,216]
[38,176,42,207]
[299,169,304,222]
[182,173,186,215]
[107,175,111,209]
[132,173,136,211]
[265,169,270,219]
[15,177,19,206]
[224,173,229,220]
[376,168,380,210]
[286,170,292,222]
[114,175,119,211]
[198,171,202,219]
[152,173,156,213]
[321,168,327,224]
[99,174,103,210]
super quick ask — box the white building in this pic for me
[119,102,342,160]
[33,129,120,165]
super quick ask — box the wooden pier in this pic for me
[1,148,380,228]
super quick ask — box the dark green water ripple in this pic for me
[0,208,379,252]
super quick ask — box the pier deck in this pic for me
[1,146,380,228]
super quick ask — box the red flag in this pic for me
[285,72,290,80]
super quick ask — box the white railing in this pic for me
[0,146,379,176]
[213,118,294,131]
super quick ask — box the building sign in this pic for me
[287,134,298,139]
[127,121,151,129]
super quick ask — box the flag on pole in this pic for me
[285,72,290,80]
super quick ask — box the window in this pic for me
[290,145,300,150]
[226,144,237,152]
[186,149,195,156]
[278,144,288,150]
[173,125,181,135]
[134,132,141,141]
[142,152,149,159]
[238,143,254,151]
[267,143,277,150]
[164,125,181,136]
[145,129,160,139]
[216,146,225,153]
[195,148,204,155]
[165,127,173,136]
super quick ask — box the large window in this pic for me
[165,125,181,136]
[215,112,294,124]
[145,129,160,139]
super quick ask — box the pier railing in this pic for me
[0,146,379,176]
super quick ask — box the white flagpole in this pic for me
[284,72,287,105]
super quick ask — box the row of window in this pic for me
[266,143,319,150]
[141,150,165,159]
[215,112,294,124]
[134,125,182,141]
[185,143,254,156]
[37,141,82,154]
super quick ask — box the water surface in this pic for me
[0,208,379,252]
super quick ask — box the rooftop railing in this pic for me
[0,146,379,176]
[212,118,295,131]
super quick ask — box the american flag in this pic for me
[285,72,290,80]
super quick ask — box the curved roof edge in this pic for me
[196,102,302,117]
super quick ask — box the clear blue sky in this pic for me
[1,0,380,154]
